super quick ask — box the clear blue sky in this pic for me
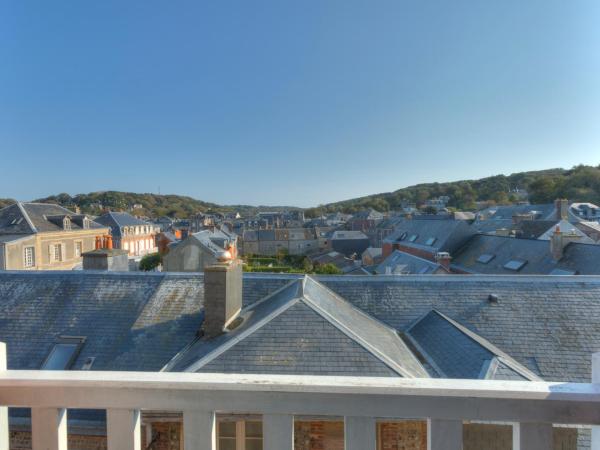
[1,1,599,207]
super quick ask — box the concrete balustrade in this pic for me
[0,346,599,449]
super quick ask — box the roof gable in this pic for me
[406,310,539,380]
[172,277,428,378]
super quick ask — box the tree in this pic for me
[313,264,342,275]
[139,253,161,271]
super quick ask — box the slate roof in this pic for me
[406,310,539,380]
[383,219,476,254]
[169,277,426,377]
[2,271,600,383]
[94,212,152,236]
[476,203,557,222]
[514,220,558,239]
[375,250,444,275]
[331,231,369,240]
[0,203,105,235]
[452,234,600,275]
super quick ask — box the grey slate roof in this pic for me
[2,272,600,383]
[475,204,557,222]
[0,203,105,235]
[375,250,444,275]
[406,310,538,380]
[452,234,600,275]
[384,219,476,254]
[94,212,152,237]
[331,230,369,240]
[170,277,427,377]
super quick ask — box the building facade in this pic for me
[94,212,159,257]
[0,202,109,270]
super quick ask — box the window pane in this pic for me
[245,439,263,450]
[218,421,236,438]
[218,439,236,450]
[245,421,263,438]
[42,343,78,370]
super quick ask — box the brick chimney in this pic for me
[203,255,242,339]
[555,199,569,221]
[435,252,452,270]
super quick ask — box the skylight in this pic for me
[477,254,495,264]
[424,237,436,246]
[503,260,527,271]
[408,234,418,242]
[418,266,430,274]
[41,337,85,370]
[549,268,576,276]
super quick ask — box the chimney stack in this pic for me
[550,226,564,261]
[435,252,452,270]
[203,254,242,339]
[555,199,569,221]
[82,248,129,271]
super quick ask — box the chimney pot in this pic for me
[435,252,452,270]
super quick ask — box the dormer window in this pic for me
[62,217,71,230]
[82,217,90,229]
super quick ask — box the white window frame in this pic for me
[75,241,83,258]
[52,243,63,262]
[23,246,35,268]
[217,419,263,450]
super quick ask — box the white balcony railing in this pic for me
[0,344,599,450]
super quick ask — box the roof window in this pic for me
[408,234,418,242]
[549,268,576,275]
[477,254,495,264]
[503,260,527,271]
[424,237,437,246]
[41,336,86,370]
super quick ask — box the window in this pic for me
[75,241,83,257]
[408,234,418,242]
[82,218,90,229]
[549,268,576,275]
[503,259,527,271]
[217,418,263,450]
[477,254,495,264]
[51,244,62,262]
[424,237,437,246]
[23,246,35,267]
[41,337,85,370]
[398,232,407,241]
[62,217,71,230]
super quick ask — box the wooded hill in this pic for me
[31,191,297,218]
[2,164,599,218]
[304,164,600,216]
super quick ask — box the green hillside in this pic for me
[305,164,600,216]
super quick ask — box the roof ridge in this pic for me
[16,202,37,233]
[301,276,427,378]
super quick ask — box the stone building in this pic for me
[94,211,159,257]
[0,202,109,270]
[162,228,238,272]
